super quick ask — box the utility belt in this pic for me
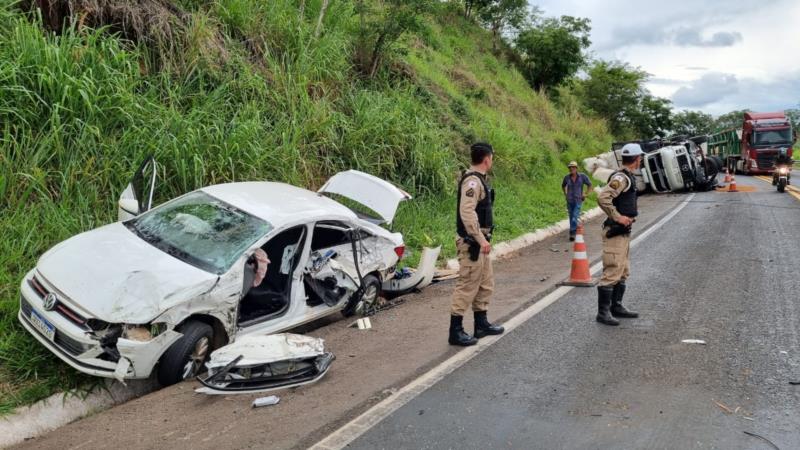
[459,226,495,262]
[603,218,632,239]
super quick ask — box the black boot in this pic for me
[474,311,504,338]
[449,315,478,346]
[596,286,619,326]
[610,283,639,319]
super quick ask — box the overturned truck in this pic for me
[585,137,722,194]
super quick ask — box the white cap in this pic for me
[621,143,644,156]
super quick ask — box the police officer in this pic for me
[595,143,644,326]
[449,142,505,346]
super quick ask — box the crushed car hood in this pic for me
[37,222,218,324]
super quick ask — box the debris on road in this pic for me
[713,399,734,414]
[195,333,335,395]
[349,318,372,330]
[742,430,781,450]
[252,395,280,408]
[789,381,800,385]
[682,339,707,345]
[433,269,459,281]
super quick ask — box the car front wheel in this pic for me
[157,320,213,386]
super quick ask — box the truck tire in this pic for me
[343,274,381,317]
[157,320,213,386]
[711,156,724,172]
[702,158,719,178]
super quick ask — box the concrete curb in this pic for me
[446,207,603,270]
[0,379,156,448]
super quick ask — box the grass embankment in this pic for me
[0,0,609,412]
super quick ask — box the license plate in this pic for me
[29,309,56,342]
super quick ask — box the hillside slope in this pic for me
[0,0,610,411]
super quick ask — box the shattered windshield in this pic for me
[753,128,792,147]
[125,191,272,274]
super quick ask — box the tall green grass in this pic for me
[0,0,609,412]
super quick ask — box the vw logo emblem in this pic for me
[43,293,57,311]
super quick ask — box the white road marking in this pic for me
[310,194,696,450]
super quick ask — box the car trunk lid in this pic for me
[318,170,411,225]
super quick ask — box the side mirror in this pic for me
[118,198,140,221]
[117,156,157,221]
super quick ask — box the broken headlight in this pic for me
[122,323,167,342]
[88,320,167,341]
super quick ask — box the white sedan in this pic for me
[18,157,410,385]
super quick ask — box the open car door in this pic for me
[118,156,157,221]
[318,170,411,225]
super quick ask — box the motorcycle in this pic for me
[774,166,790,193]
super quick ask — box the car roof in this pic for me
[201,182,357,228]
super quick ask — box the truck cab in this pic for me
[710,112,795,175]
[642,145,701,193]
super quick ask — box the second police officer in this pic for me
[595,143,644,326]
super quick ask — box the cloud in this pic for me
[650,77,685,85]
[670,71,800,113]
[605,26,742,50]
[671,73,739,107]
[673,30,742,47]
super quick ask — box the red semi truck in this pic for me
[707,111,795,175]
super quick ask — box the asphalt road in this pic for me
[347,176,800,450]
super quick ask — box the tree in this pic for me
[355,0,433,78]
[577,61,646,138]
[462,0,490,19]
[786,108,800,130]
[634,95,673,138]
[477,0,528,51]
[514,15,590,92]
[576,60,672,139]
[671,110,715,136]
[712,109,749,131]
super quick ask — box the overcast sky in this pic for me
[533,0,800,116]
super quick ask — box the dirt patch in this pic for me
[448,67,481,91]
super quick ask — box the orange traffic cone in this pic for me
[723,168,731,183]
[562,224,596,287]
[728,175,738,192]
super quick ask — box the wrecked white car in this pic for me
[18,158,410,385]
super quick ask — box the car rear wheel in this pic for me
[343,274,381,317]
[157,320,213,386]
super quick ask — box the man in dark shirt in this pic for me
[562,161,592,241]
